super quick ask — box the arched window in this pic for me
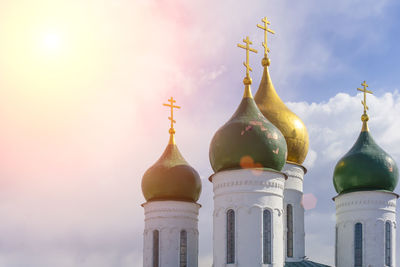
[385,221,391,266]
[180,230,188,267]
[153,230,159,267]
[226,209,235,264]
[335,226,338,266]
[354,223,362,267]
[286,204,293,258]
[263,209,272,264]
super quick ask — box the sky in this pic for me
[0,0,400,266]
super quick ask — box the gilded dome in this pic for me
[254,65,309,165]
[142,136,202,202]
[333,120,399,194]
[209,84,287,173]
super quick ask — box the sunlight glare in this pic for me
[41,32,62,53]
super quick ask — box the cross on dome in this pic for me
[237,36,258,85]
[257,17,275,59]
[163,97,181,144]
[357,81,373,114]
[357,81,373,132]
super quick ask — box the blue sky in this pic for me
[0,0,400,266]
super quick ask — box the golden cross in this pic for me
[237,36,258,79]
[357,81,373,113]
[257,17,275,56]
[163,97,181,134]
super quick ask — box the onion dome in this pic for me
[254,66,309,165]
[141,98,202,202]
[209,36,287,173]
[333,82,399,194]
[254,18,309,165]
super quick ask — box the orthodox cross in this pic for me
[163,97,181,134]
[257,17,275,56]
[237,36,258,79]
[357,81,373,113]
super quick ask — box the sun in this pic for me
[40,31,63,53]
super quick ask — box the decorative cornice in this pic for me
[214,205,284,217]
[336,198,397,210]
[144,215,198,222]
[333,191,399,201]
[285,161,307,174]
[283,168,304,181]
[145,208,199,216]
[214,190,284,200]
[142,200,201,209]
[209,168,287,182]
[213,179,284,191]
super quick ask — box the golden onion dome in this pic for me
[254,60,309,164]
[142,98,202,203]
[141,134,202,202]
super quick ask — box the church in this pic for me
[139,17,399,267]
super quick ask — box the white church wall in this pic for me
[283,163,306,262]
[212,168,286,267]
[142,200,200,267]
[335,191,397,267]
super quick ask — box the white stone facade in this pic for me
[142,200,200,267]
[282,163,306,262]
[335,191,398,267]
[211,168,286,267]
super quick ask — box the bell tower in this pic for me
[333,82,398,267]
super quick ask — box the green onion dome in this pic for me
[142,135,202,202]
[209,82,287,173]
[333,117,399,194]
